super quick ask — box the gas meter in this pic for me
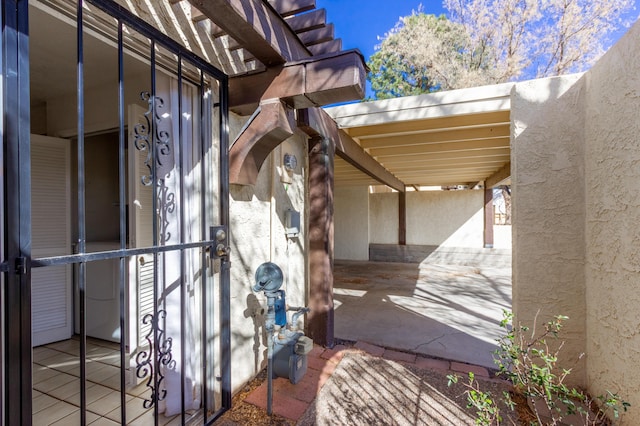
[253,262,312,415]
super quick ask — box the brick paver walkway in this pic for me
[244,342,490,422]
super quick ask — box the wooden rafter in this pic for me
[298,108,405,192]
[486,162,511,188]
[298,24,334,46]
[308,39,342,55]
[337,129,404,192]
[285,8,326,33]
[359,126,510,149]
[188,0,311,65]
[268,0,316,17]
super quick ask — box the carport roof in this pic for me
[324,82,514,190]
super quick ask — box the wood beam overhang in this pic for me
[298,24,334,46]
[486,162,511,188]
[188,0,310,66]
[336,129,405,192]
[359,126,511,149]
[285,8,326,32]
[298,108,405,192]
[308,39,342,56]
[269,0,316,17]
[229,50,366,115]
[229,100,296,185]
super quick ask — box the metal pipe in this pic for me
[290,308,310,330]
[265,293,276,415]
[267,326,274,416]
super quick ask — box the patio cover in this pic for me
[325,82,515,190]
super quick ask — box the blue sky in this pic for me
[315,0,441,61]
[316,0,639,98]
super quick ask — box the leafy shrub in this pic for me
[448,311,630,425]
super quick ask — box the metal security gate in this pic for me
[1,0,231,424]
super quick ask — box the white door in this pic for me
[31,134,72,346]
[127,103,156,356]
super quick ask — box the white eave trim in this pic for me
[325,81,515,128]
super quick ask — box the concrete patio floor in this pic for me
[333,260,512,369]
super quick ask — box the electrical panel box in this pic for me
[285,209,300,238]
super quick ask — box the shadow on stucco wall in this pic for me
[243,293,267,373]
[511,73,588,387]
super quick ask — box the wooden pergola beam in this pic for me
[268,0,316,17]
[308,38,342,56]
[336,129,404,192]
[285,8,326,33]
[486,162,511,188]
[229,50,365,115]
[360,126,511,149]
[298,24,334,46]
[188,0,310,65]
[298,108,405,192]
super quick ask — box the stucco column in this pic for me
[307,136,335,347]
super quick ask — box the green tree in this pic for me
[445,0,635,78]
[368,0,635,99]
[368,13,496,99]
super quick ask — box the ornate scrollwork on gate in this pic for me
[158,179,176,244]
[133,92,173,186]
[133,91,177,244]
[135,310,176,409]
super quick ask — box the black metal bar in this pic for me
[117,18,128,426]
[3,1,233,423]
[76,2,88,424]
[3,0,33,423]
[219,74,232,413]
[200,69,209,422]
[150,40,160,426]
[31,239,222,267]
[177,55,187,425]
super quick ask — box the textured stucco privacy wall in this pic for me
[511,73,587,386]
[369,192,399,244]
[369,190,484,247]
[334,186,369,260]
[228,113,308,394]
[583,20,640,422]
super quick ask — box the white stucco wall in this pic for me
[334,186,369,260]
[511,73,587,385]
[369,190,484,247]
[583,21,640,422]
[513,23,640,421]
[369,192,399,244]
[406,190,484,247]
[228,113,309,394]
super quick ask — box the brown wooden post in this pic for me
[484,187,494,248]
[307,135,335,347]
[399,189,406,245]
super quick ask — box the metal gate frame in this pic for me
[1,0,231,424]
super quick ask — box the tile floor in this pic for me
[32,337,192,425]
